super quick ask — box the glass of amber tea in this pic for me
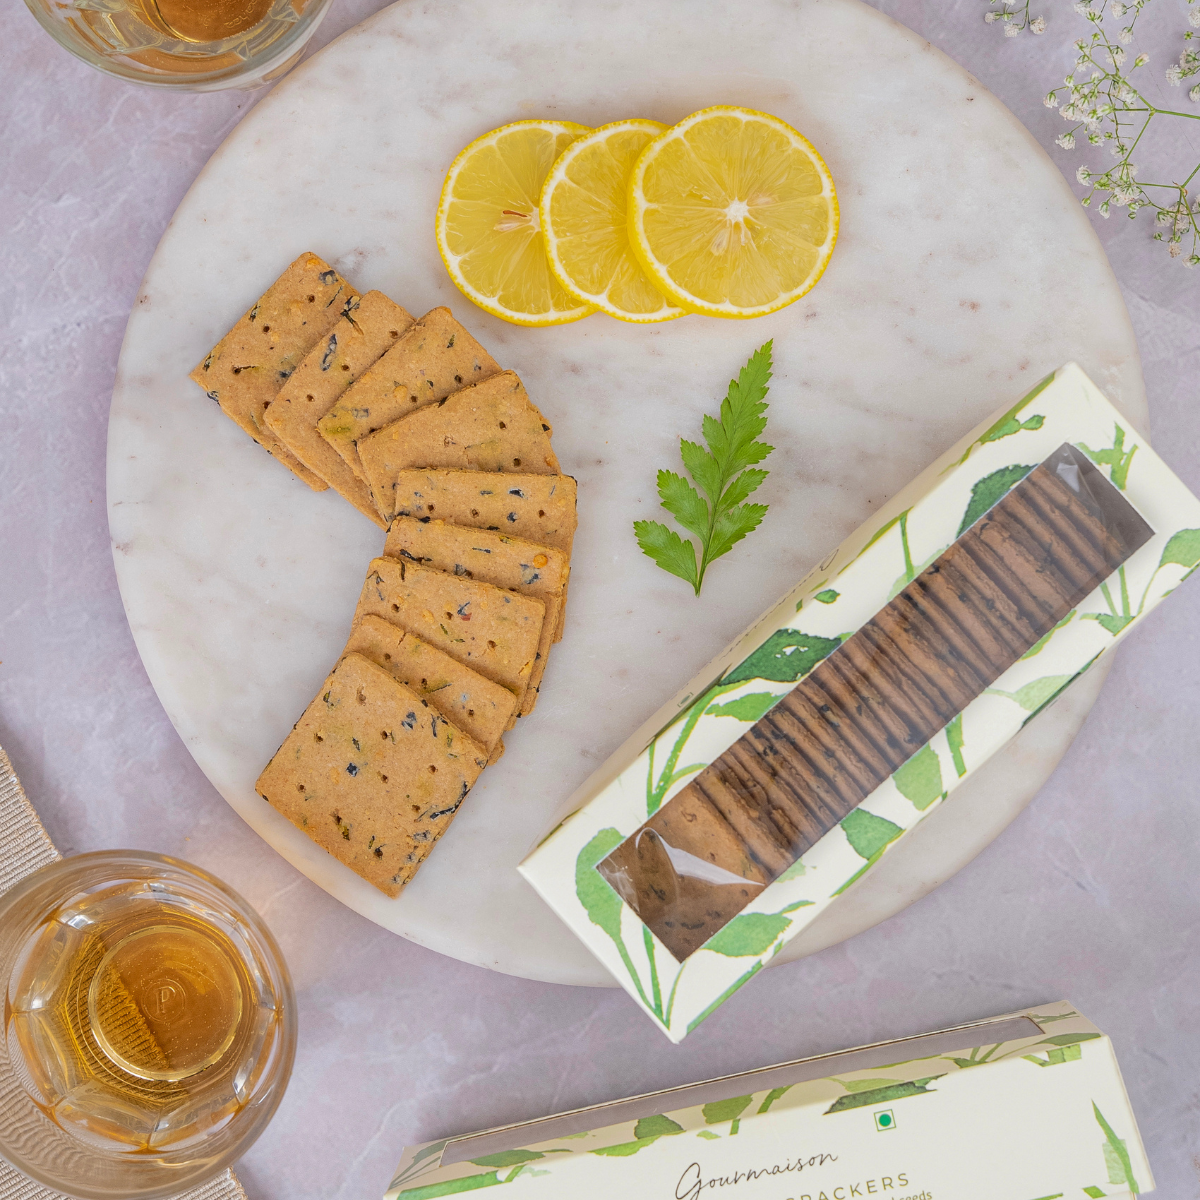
[23,0,333,90]
[0,851,295,1199]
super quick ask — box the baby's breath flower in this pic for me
[1167,64,1184,83]
[1057,132,1077,149]
[1192,83,1200,100]
[985,11,1000,22]
[1044,91,1060,107]
[1111,0,1125,14]
[1031,15,1046,33]
[1169,240,1182,256]
[1004,19,1021,36]
[1077,164,1092,183]
[1190,7,1200,28]
[1186,254,1200,268]
[1099,200,1112,217]
[1120,27,1134,43]
[1133,53,1149,67]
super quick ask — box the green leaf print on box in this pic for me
[703,1095,754,1135]
[1080,425,1136,491]
[1084,528,1200,639]
[989,675,1075,712]
[957,464,1038,536]
[1094,1103,1139,1194]
[815,588,840,604]
[950,372,1053,467]
[892,744,945,811]
[723,630,842,686]
[591,1115,685,1157]
[824,1077,943,1114]
[469,1151,546,1169]
[397,1170,503,1197]
[707,693,780,723]
[833,810,903,896]
[704,913,792,957]
[576,829,656,1014]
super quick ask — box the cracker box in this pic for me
[519,363,1200,1041]
[387,1002,1152,1199]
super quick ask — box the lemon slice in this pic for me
[436,120,596,327]
[628,106,839,319]
[540,120,686,324]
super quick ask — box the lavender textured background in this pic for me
[2,2,1198,1197]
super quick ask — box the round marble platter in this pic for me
[107,0,1147,988]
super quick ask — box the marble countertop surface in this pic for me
[2,1,1198,1197]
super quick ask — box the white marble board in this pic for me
[107,0,1146,988]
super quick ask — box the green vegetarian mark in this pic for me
[1079,425,1136,491]
[951,374,1054,467]
[824,1077,943,1114]
[892,743,945,811]
[704,912,792,957]
[635,342,774,595]
[707,692,781,723]
[1094,1103,1139,1194]
[703,1095,754,1135]
[957,464,1037,537]
[724,629,842,686]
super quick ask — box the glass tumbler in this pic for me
[0,851,296,1199]
[23,0,334,90]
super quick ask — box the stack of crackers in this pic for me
[190,253,577,897]
[599,444,1151,960]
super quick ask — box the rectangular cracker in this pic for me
[254,652,487,898]
[190,252,359,490]
[345,614,516,756]
[263,291,414,526]
[359,370,559,514]
[385,515,568,644]
[354,556,545,711]
[384,517,563,713]
[318,306,500,482]
[383,470,578,555]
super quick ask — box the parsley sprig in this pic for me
[635,342,775,595]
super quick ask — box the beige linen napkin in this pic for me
[0,743,249,1200]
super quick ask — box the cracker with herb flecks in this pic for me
[344,614,515,757]
[354,556,545,711]
[385,516,568,642]
[383,470,578,555]
[358,370,558,515]
[190,253,359,490]
[264,291,414,526]
[318,307,500,482]
[255,652,487,898]
[384,518,565,711]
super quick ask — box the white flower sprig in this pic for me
[1041,0,1200,266]
[983,0,1046,36]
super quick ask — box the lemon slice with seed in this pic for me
[436,120,596,327]
[627,106,839,319]
[540,119,686,324]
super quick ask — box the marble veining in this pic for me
[106,0,1146,986]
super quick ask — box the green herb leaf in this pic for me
[636,342,775,594]
[633,520,699,590]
